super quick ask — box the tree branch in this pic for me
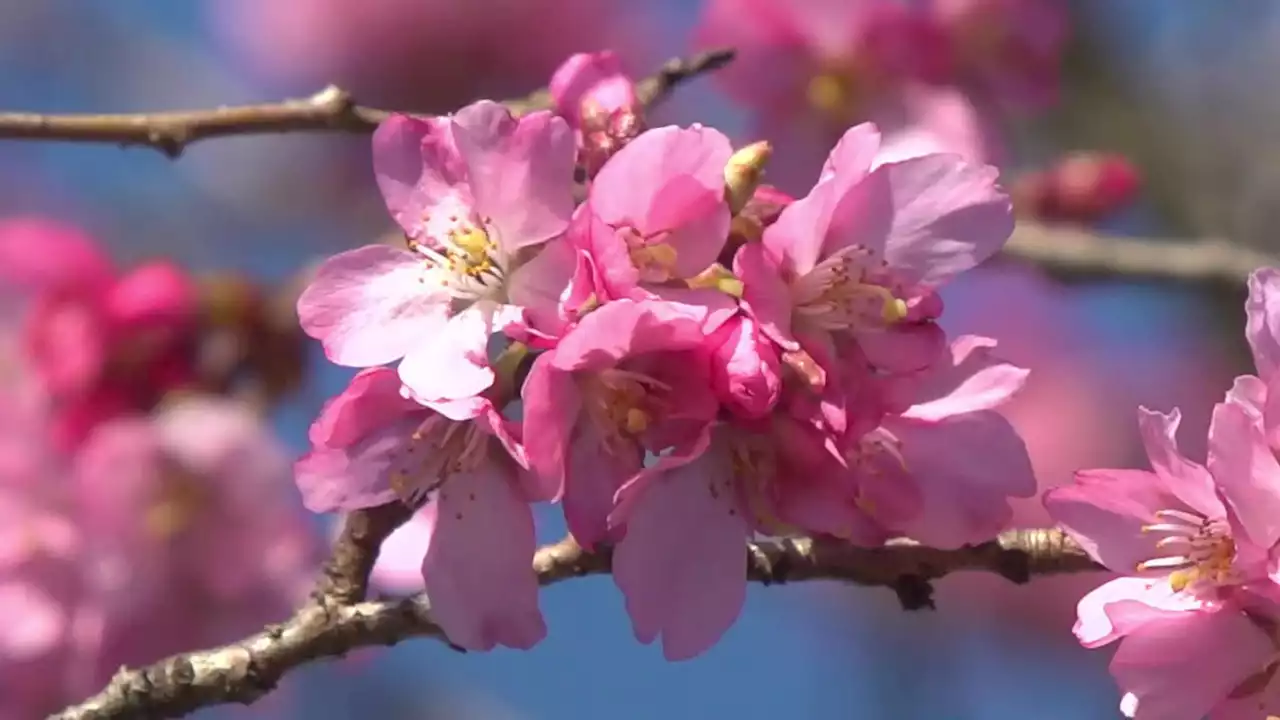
[51,527,1099,720]
[0,48,734,158]
[1004,221,1277,286]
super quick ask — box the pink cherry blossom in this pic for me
[707,313,782,419]
[694,0,1000,190]
[294,367,546,650]
[521,299,719,549]
[583,125,734,297]
[847,334,1036,547]
[736,123,1013,384]
[928,0,1069,111]
[1044,403,1280,718]
[297,101,577,405]
[550,51,644,177]
[609,416,879,660]
[0,219,199,449]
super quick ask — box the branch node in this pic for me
[892,574,936,611]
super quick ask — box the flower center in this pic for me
[389,415,489,507]
[619,226,679,283]
[583,368,670,454]
[845,431,907,517]
[792,246,909,332]
[729,433,795,534]
[1138,509,1238,593]
[146,466,206,540]
[409,214,505,302]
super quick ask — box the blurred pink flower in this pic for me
[206,0,655,113]
[0,218,199,449]
[928,0,1069,111]
[1011,152,1143,224]
[695,0,1001,190]
[71,396,321,670]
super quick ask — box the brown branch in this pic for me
[1004,221,1277,287]
[50,527,1100,720]
[0,48,734,158]
[312,504,414,606]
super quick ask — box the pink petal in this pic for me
[1246,267,1280,379]
[854,322,946,374]
[889,411,1036,548]
[709,314,782,419]
[763,124,883,276]
[104,261,197,331]
[421,465,546,651]
[548,299,707,373]
[1263,372,1280,451]
[0,218,114,292]
[1043,468,1173,573]
[611,443,748,661]
[1110,607,1275,720]
[1226,375,1266,419]
[1074,577,1203,648]
[0,582,67,660]
[369,512,433,594]
[693,0,812,111]
[520,354,584,503]
[901,334,1028,420]
[450,101,576,252]
[878,154,1014,288]
[398,303,502,403]
[1137,406,1224,519]
[297,245,448,367]
[307,368,418,448]
[591,127,733,263]
[1207,401,1280,549]
[506,237,578,338]
[736,242,798,349]
[372,114,466,239]
[562,421,643,550]
[549,51,637,126]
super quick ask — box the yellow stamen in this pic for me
[687,263,744,298]
[629,242,679,280]
[883,297,909,324]
[806,72,849,118]
[624,408,650,434]
[146,470,205,540]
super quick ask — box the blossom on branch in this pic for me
[295,102,1029,658]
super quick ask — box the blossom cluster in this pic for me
[0,224,320,718]
[1044,270,1280,718]
[294,50,1035,660]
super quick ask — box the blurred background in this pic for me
[0,0,1264,717]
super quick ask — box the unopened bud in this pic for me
[687,263,744,298]
[724,141,773,215]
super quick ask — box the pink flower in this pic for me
[550,51,644,178]
[845,334,1036,547]
[694,0,999,189]
[707,313,782,419]
[521,299,719,549]
[608,416,878,660]
[735,123,1013,384]
[0,219,199,448]
[583,125,734,297]
[1011,152,1142,224]
[72,397,321,662]
[1044,404,1280,718]
[297,100,576,405]
[928,0,1069,111]
[1232,268,1280,444]
[294,367,546,650]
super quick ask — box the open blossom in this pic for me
[583,125,734,299]
[0,218,199,449]
[295,367,546,650]
[522,299,719,549]
[854,335,1037,547]
[550,51,643,177]
[609,415,880,661]
[1044,404,1280,719]
[297,100,576,406]
[736,123,1014,383]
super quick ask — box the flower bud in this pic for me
[723,141,773,215]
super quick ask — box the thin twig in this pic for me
[1004,221,1277,287]
[50,528,1099,720]
[0,49,734,158]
